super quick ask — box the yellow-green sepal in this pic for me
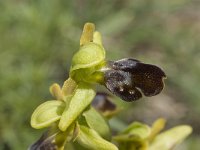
[113,122,151,150]
[58,83,96,131]
[77,124,118,150]
[70,42,106,83]
[83,107,111,140]
[71,43,105,72]
[30,101,65,129]
[113,122,151,147]
[149,125,192,150]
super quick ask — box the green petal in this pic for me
[149,125,192,150]
[49,83,63,100]
[148,118,166,142]
[77,124,118,150]
[58,83,96,131]
[83,107,111,140]
[80,23,95,46]
[93,31,103,46]
[61,78,77,97]
[70,43,105,72]
[31,101,65,129]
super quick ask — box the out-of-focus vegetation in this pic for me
[0,0,200,149]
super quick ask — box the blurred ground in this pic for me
[0,0,200,149]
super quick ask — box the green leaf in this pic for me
[70,43,105,72]
[77,124,118,150]
[83,107,111,140]
[58,83,96,131]
[149,125,192,150]
[31,101,65,129]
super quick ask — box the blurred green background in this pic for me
[0,0,200,149]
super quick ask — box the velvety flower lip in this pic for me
[103,58,166,101]
[104,70,142,101]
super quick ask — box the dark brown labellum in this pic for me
[104,70,142,101]
[103,58,166,101]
